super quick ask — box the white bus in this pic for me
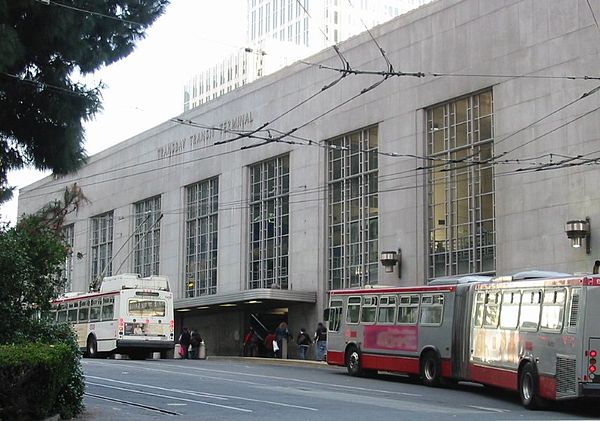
[326,272,600,409]
[50,274,175,359]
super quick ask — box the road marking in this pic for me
[85,392,181,416]
[87,375,317,411]
[86,360,422,398]
[86,376,230,401]
[86,381,252,412]
[466,405,509,413]
[167,403,187,406]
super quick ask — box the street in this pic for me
[80,357,598,420]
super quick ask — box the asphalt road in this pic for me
[79,357,599,420]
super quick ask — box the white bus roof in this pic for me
[428,275,493,285]
[99,274,171,292]
[492,270,573,282]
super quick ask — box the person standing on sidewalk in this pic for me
[274,321,289,358]
[296,328,312,360]
[189,329,202,359]
[178,327,191,359]
[314,322,327,361]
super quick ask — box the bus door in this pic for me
[418,293,450,358]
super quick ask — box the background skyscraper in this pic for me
[183,0,433,110]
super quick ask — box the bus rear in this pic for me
[116,289,174,358]
[579,278,600,397]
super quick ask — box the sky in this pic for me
[0,0,246,225]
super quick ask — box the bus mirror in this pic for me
[323,308,330,322]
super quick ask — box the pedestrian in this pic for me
[314,322,327,361]
[189,329,202,359]
[245,327,260,357]
[264,331,276,358]
[296,328,312,360]
[274,321,290,358]
[178,327,191,359]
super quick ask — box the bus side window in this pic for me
[567,288,580,334]
[346,297,361,324]
[57,309,67,323]
[360,296,377,324]
[78,307,89,322]
[89,299,101,321]
[499,291,520,329]
[473,292,485,327]
[540,288,566,332]
[67,301,78,323]
[78,300,89,322]
[483,292,500,328]
[49,306,58,322]
[328,300,343,332]
[377,296,396,324]
[101,297,115,321]
[420,294,444,325]
[398,294,419,324]
[519,290,541,331]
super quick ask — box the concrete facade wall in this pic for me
[18,0,600,354]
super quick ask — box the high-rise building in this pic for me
[183,0,433,110]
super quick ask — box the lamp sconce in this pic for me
[565,218,590,254]
[380,249,402,278]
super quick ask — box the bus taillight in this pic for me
[118,317,124,336]
[589,349,598,379]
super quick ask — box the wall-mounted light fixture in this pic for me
[380,249,402,278]
[565,218,590,254]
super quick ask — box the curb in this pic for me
[195,356,329,368]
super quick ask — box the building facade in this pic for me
[20,0,600,356]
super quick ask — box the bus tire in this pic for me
[420,351,442,387]
[519,362,544,410]
[346,346,363,377]
[86,336,98,359]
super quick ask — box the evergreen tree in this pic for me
[0,0,170,203]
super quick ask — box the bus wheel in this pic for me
[519,362,544,410]
[86,336,98,358]
[346,347,363,377]
[420,351,441,387]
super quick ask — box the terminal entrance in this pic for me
[245,309,288,358]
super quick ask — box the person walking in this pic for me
[296,328,312,360]
[314,322,327,361]
[178,327,191,359]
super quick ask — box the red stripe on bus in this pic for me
[52,291,119,303]
[539,375,557,400]
[441,359,452,378]
[327,350,345,366]
[332,352,452,378]
[469,364,518,390]
[470,364,556,399]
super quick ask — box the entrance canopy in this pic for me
[174,288,317,313]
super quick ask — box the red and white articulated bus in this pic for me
[326,271,600,409]
[50,274,175,360]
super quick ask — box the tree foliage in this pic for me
[0,183,87,343]
[0,216,68,342]
[0,0,170,201]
